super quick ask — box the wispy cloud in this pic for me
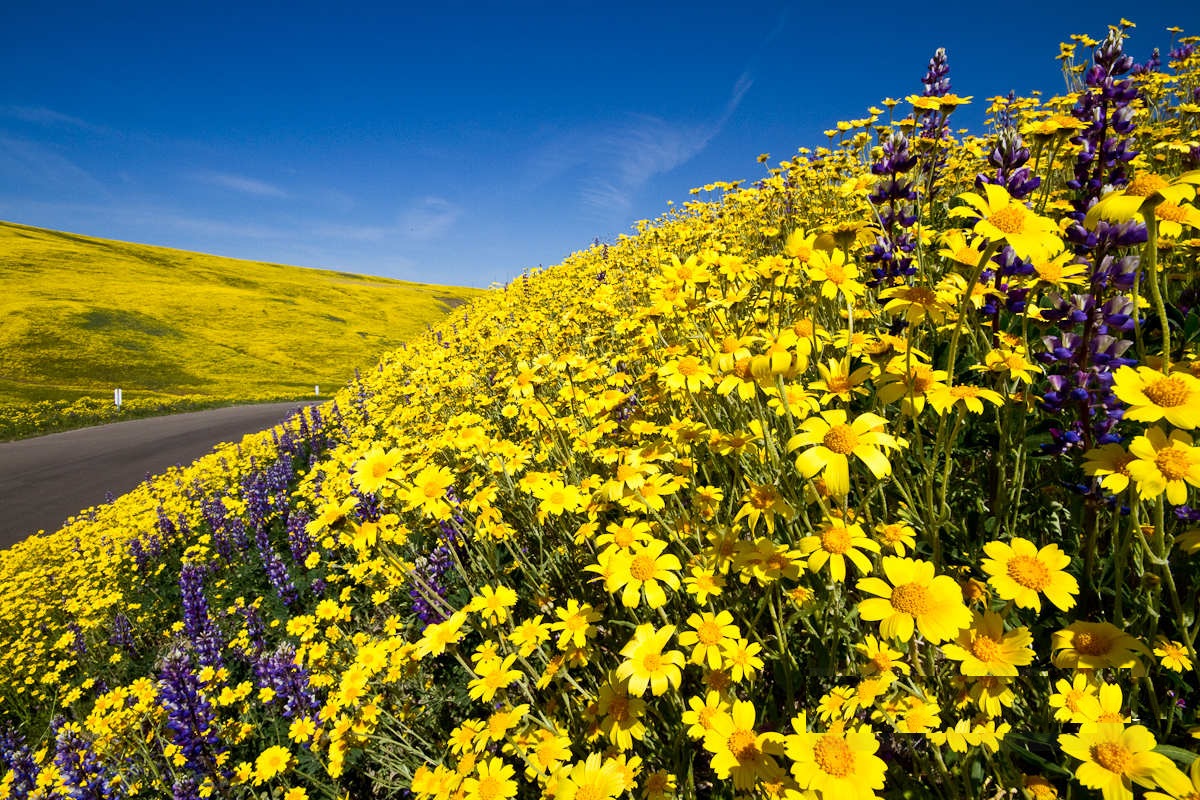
[0,136,108,195]
[191,170,290,198]
[399,196,461,241]
[575,71,754,216]
[2,106,108,133]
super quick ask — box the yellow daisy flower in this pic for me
[253,745,292,785]
[677,611,740,670]
[855,634,911,677]
[1049,673,1102,723]
[462,757,518,800]
[950,183,1061,258]
[925,382,1005,415]
[1051,621,1150,671]
[556,753,626,800]
[980,536,1078,612]
[1083,444,1136,495]
[1112,366,1200,429]
[1058,722,1177,800]
[615,624,685,697]
[856,557,972,643]
[606,538,682,609]
[1153,639,1194,673]
[1126,426,1200,504]
[806,249,865,301]
[702,699,786,791]
[786,723,888,800]
[788,409,901,497]
[798,518,880,582]
[940,610,1034,676]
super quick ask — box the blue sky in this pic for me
[2,1,1196,287]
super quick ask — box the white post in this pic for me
[315,385,320,397]
[114,388,123,407]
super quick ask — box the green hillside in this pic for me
[0,220,484,405]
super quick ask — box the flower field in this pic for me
[0,220,483,438]
[3,21,1200,800]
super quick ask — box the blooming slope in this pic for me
[2,20,1200,800]
[0,220,483,437]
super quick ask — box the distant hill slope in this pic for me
[0,221,485,404]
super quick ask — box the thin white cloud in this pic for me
[399,196,460,241]
[0,136,108,194]
[577,71,754,215]
[192,170,289,198]
[2,106,108,133]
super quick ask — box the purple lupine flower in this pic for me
[67,621,87,657]
[254,529,298,608]
[410,513,463,625]
[912,47,956,209]
[354,489,383,523]
[865,131,920,286]
[922,47,951,97]
[158,649,224,783]
[0,725,38,797]
[172,775,200,800]
[1131,47,1160,76]
[108,611,135,652]
[242,471,272,533]
[179,563,223,669]
[1036,28,1145,455]
[254,644,322,726]
[976,127,1041,201]
[128,531,164,575]
[286,510,314,566]
[54,718,122,799]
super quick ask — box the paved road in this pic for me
[0,402,314,549]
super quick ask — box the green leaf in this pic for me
[1154,744,1199,766]
[1006,733,1074,778]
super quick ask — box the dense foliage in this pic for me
[2,21,1199,800]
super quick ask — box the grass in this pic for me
[0,220,486,406]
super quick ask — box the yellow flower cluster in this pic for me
[1,19,1199,800]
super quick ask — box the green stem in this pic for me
[1141,201,1170,369]
[943,241,1000,384]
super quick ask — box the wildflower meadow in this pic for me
[2,21,1199,800]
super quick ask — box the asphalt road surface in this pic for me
[0,401,314,549]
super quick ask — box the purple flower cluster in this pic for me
[1035,29,1146,454]
[977,126,1041,202]
[410,501,464,626]
[158,649,226,789]
[286,509,314,566]
[54,717,123,799]
[913,48,955,207]
[1065,29,1141,249]
[865,132,919,286]
[253,644,321,735]
[128,532,164,575]
[0,725,38,798]
[179,563,223,669]
[108,611,135,653]
[254,521,298,608]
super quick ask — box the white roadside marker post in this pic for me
[114,388,123,407]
